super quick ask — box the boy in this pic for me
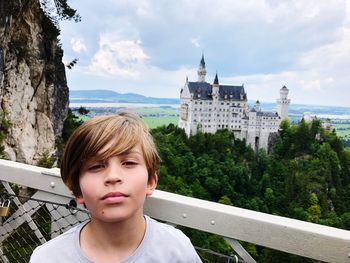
[30,112,202,263]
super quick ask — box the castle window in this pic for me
[221,102,224,105]
[195,101,198,104]
[200,102,202,104]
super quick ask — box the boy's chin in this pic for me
[92,212,142,224]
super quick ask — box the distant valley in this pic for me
[70,90,350,140]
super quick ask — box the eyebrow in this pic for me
[118,150,142,157]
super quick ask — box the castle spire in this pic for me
[197,54,207,82]
[213,72,219,85]
[200,53,205,67]
[212,72,220,100]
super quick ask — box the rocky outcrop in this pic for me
[0,0,69,164]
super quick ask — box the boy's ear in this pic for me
[146,173,158,196]
[76,195,85,205]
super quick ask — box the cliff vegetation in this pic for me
[0,0,79,164]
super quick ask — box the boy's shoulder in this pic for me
[29,221,87,263]
[148,216,189,241]
[138,216,202,262]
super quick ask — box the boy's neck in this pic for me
[80,213,147,263]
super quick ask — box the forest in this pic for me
[150,119,350,262]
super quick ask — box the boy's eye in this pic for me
[122,161,138,167]
[87,163,105,171]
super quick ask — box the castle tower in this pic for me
[277,85,290,120]
[253,100,261,112]
[197,54,207,82]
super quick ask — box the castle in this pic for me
[178,55,290,151]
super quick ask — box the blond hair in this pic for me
[61,112,160,196]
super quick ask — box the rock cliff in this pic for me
[0,0,69,164]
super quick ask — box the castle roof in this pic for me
[250,108,257,112]
[256,111,279,117]
[188,81,246,101]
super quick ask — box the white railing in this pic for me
[1,159,350,263]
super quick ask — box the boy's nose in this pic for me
[105,177,122,185]
[104,163,123,185]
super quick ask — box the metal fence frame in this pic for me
[1,159,350,263]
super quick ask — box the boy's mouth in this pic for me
[101,192,128,200]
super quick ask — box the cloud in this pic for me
[70,38,87,53]
[61,0,350,107]
[190,37,201,48]
[88,32,149,77]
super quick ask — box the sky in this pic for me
[57,0,350,107]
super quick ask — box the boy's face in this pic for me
[77,143,157,223]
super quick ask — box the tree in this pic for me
[0,110,11,159]
[77,106,89,116]
[40,0,81,41]
[61,109,83,143]
[151,120,350,261]
[294,118,311,155]
[37,151,55,168]
[40,0,81,22]
[66,58,78,69]
[307,193,321,223]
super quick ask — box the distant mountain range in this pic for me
[69,89,350,118]
[69,90,180,104]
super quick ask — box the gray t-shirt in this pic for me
[30,216,202,263]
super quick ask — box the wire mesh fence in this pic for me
[0,192,90,263]
[0,190,243,263]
